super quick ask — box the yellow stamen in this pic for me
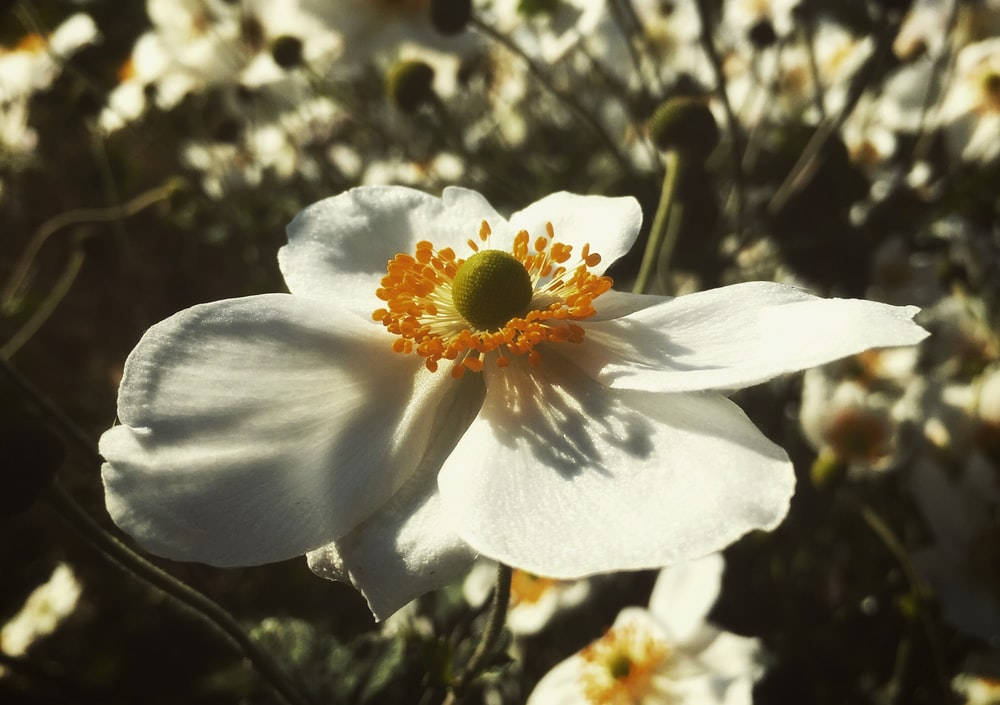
[373,219,612,376]
[580,622,671,705]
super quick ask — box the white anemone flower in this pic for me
[99,186,928,620]
[527,553,761,705]
[936,37,1000,163]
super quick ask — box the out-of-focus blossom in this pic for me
[0,563,83,676]
[464,561,591,636]
[527,553,761,705]
[800,347,920,474]
[954,673,1000,705]
[487,0,607,64]
[0,13,98,102]
[0,14,97,161]
[936,37,1000,163]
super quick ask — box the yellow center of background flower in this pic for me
[373,219,611,377]
[580,622,671,705]
[509,570,559,606]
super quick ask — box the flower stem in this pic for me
[633,150,682,294]
[0,358,315,705]
[442,563,513,705]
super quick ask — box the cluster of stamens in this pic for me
[373,219,612,377]
[579,622,671,705]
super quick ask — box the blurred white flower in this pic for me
[100,186,928,619]
[464,562,591,636]
[800,372,902,473]
[954,673,1000,705]
[0,13,98,102]
[0,13,97,156]
[527,553,761,705]
[0,563,83,675]
[936,37,1000,163]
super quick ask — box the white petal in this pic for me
[101,294,462,567]
[438,354,795,578]
[508,192,643,274]
[572,281,929,393]
[279,186,503,317]
[590,289,666,321]
[648,553,725,645]
[306,374,485,621]
[525,649,589,705]
[694,631,763,683]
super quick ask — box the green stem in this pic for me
[0,359,315,705]
[441,563,513,705]
[855,502,949,699]
[633,150,682,294]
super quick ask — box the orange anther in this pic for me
[467,239,479,252]
[479,220,491,241]
[545,222,555,239]
[463,356,484,372]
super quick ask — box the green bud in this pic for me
[430,0,472,35]
[271,35,304,69]
[451,250,533,330]
[748,18,777,49]
[648,96,719,160]
[386,60,436,113]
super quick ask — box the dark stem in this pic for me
[693,0,746,237]
[441,563,513,705]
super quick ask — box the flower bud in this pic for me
[386,60,436,113]
[647,96,719,160]
[271,35,304,69]
[430,0,472,35]
[748,18,777,49]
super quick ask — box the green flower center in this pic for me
[608,652,633,680]
[451,250,533,331]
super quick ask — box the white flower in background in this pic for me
[0,13,98,102]
[527,553,761,705]
[464,561,591,636]
[487,0,607,64]
[300,0,476,74]
[722,0,799,41]
[894,0,953,61]
[953,673,1000,705]
[775,18,872,121]
[100,186,927,619]
[587,0,709,90]
[0,563,83,676]
[0,14,97,156]
[799,356,917,473]
[910,454,1000,642]
[936,37,1000,163]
